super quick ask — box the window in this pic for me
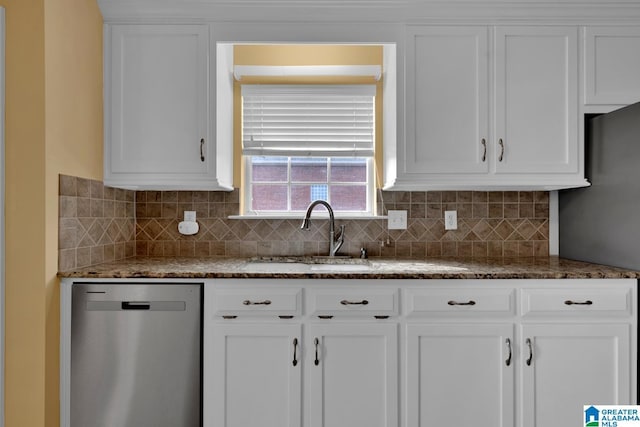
[242,84,376,216]
[248,156,371,213]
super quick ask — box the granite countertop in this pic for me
[57,256,640,280]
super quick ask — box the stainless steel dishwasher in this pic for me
[71,283,202,427]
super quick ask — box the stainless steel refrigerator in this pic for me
[560,101,640,269]
[559,100,640,403]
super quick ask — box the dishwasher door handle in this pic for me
[87,301,186,311]
[121,301,151,310]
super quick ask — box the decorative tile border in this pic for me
[58,175,136,271]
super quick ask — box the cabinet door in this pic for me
[106,25,210,184]
[207,323,302,427]
[521,324,631,427]
[406,323,514,427]
[585,26,640,106]
[494,26,579,174]
[307,323,398,427]
[405,26,490,175]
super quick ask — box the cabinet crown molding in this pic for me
[99,0,640,23]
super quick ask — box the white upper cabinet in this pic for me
[494,26,579,176]
[398,25,586,190]
[584,26,640,109]
[97,2,640,192]
[405,26,490,176]
[105,24,233,190]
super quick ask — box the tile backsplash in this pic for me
[58,175,550,270]
[58,175,136,271]
[134,189,549,259]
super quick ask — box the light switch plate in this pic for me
[387,210,407,230]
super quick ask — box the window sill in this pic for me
[228,214,388,220]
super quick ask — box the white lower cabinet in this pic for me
[205,282,400,427]
[208,321,398,427]
[307,323,398,427]
[406,323,515,427]
[208,323,302,427]
[203,279,636,427]
[521,323,631,427]
[405,321,632,427]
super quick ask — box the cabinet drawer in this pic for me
[406,288,515,317]
[522,288,631,317]
[307,288,399,318]
[212,287,302,318]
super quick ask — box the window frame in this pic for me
[217,43,397,200]
[240,82,378,217]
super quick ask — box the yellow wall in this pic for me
[1,1,47,425]
[233,44,384,190]
[0,0,103,425]
[234,44,382,66]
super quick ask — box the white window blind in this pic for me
[241,84,376,157]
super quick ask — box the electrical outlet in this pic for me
[444,210,457,230]
[387,210,407,230]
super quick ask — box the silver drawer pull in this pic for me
[564,300,593,306]
[243,299,272,306]
[526,338,533,366]
[447,300,476,306]
[340,299,369,306]
[505,338,512,367]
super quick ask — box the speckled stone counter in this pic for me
[58,256,640,280]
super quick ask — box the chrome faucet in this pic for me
[300,200,345,257]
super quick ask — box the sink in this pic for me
[309,264,372,272]
[242,262,311,273]
[242,257,372,273]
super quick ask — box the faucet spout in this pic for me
[300,200,345,257]
[333,224,345,255]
